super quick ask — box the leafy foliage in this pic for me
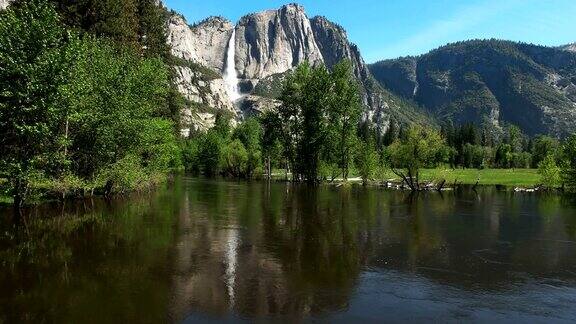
[561,135,576,192]
[0,0,180,205]
[0,0,76,206]
[538,154,561,189]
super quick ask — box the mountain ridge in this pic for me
[369,39,576,137]
[167,3,430,135]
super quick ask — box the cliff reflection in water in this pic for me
[169,179,576,322]
[1,178,576,323]
[170,182,365,321]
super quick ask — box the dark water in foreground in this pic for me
[2,178,576,323]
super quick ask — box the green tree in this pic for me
[62,37,171,180]
[279,62,331,182]
[233,118,262,178]
[260,111,284,179]
[387,126,448,191]
[538,154,561,189]
[199,130,224,177]
[221,139,248,178]
[326,60,362,180]
[382,120,398,147]
[90,0,139,46]
[278,61,363,183]
[213,112,231,139]
[561,135,576,192]
[357,141,379,186]
[506,125,525,153]
[136,0,170,59]
[0,0,74,206]
[511,152,532,169]
[495,144,513,168]
[181,138,201,174]
[531,135,560,168]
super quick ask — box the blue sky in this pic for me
[164,0,576,63]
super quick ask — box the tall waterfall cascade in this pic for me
[224,29,241,102]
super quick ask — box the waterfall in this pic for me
[224,29,241,102]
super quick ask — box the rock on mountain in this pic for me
[0,0,13,10]
[168,14,233,73]
[167,14,238,135]
[369,40,576,137]
[166,3,429,135]
[235,4,323,80]
[562,43,576,53]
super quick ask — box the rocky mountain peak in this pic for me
[279,3,306,13]
[168,13,233,73]
[563,43,576,52]
[0,0,13,10]
[235,3,324,80]
[310,16,348,39]
[166,3,428,134]
[192,16,232,29]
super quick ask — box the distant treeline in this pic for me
[182,62,576,191]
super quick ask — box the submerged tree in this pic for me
[278,62,329,182]
[329,61,362,180]
[260,111,284,179]
[233,118,263,178]
[561,135,576,192]
[387,126,449,191]
[538,154,561,189]
[278,60,362,183]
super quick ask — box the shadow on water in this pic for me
[2,177,576,323]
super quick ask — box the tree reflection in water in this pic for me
[1,178,576,323]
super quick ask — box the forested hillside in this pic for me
[369,40,576,138]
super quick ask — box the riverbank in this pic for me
[273,168,541,187]
[0,172,171,206]
[0,168,543,205]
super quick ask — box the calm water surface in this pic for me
[2,178,576,323]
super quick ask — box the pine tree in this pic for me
[91,0,139,46]
[137,0,169,59]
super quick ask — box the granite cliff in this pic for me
[167,4,428,135]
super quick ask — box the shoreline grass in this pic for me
[272,168,541,187]
[414,168,540,187]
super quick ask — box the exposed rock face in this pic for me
[369,40,576,137]
[309,16,392,128]
[167,14,237,134]
[0,0,13,10]
[166,3,430,134]
[173,65,238,135]
[235,4,324,80]
[562,43,576,52]
[168,15,233,73]
[369,57,419,98]
[310,16,364,77]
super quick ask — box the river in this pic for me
[1,177,576,323]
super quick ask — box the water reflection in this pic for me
[1,178,576,323]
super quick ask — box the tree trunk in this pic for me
[13,176,28,209]
[64,117,69,158]
[267,156,271,181]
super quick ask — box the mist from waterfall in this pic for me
[224,29,241,102]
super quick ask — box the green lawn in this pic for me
[272,168,542,187]
[413,168,541,187]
